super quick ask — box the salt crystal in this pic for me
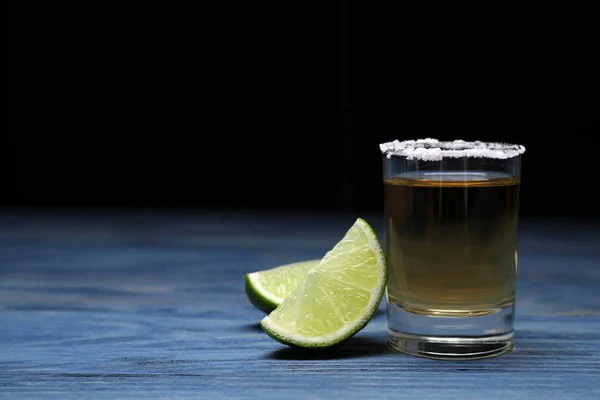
[379,138,526,161]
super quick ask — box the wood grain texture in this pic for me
[1,210,599,399]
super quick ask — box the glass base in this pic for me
[388,331,513,360]
[387,300,515,360]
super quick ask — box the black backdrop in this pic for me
[7,3,600,218]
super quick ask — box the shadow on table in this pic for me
[265,335,390,360]
[240,323,265,333]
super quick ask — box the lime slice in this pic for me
[260,218,387,348]
[245,259,321,313]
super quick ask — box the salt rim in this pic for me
[379,138,526,161]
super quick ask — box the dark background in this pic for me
[7,3,600,218]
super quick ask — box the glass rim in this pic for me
[380,138,526,161]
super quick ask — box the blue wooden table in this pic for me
[1,210,599,399]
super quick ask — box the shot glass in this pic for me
[380,138,526,360]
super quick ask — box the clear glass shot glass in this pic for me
[380,138,526,360]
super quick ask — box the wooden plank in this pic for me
[1,211,599,399]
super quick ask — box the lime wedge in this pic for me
[245,259,321,313]
[260,218,387,348]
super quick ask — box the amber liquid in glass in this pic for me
[384,171,520,317]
